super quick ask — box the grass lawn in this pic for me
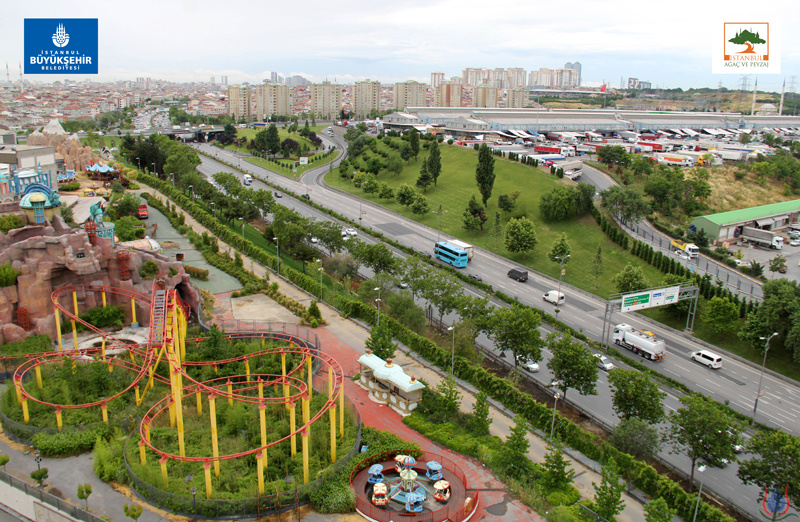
[222,127,325,154]
[327,142,666,300]
[244,152,337,179]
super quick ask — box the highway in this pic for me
[187,134,798,520]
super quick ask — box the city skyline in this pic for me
[1,0,797,92]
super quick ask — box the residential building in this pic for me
[564,61,582,86]
[472,85,498,108]
[286,75,310,87]
[462,68,489,87]
[254,82,292,119]
[430,72,445,90]
[434,82,462,107]
[394,81,428,111]
[220,75,228,85]
[270,72,284,85]
[352,79,381,118]
[310,81,343,119]
[506,68,527,89]
[554,68,579,88]
[227,85,251,120]
[507,87,529,108]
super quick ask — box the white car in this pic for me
[790,239,800,247]
[523,360,540,373]
[543,290,565,305]
[345,228,358,237]
[310,237,319,244]
[673,250,690,261]
[593,354,614,371]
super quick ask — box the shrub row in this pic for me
[32,424,109,457]
[591,206,629,249]
[184,265,209,281]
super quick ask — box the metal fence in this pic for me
[124,395,362,519]
[0,468,105,522]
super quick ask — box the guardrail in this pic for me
[0,468,105,522]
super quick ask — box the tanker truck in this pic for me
[612,324,666,361]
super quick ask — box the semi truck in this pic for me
[448,240,474,260]
[560,160,583,180]
[670,239,700,258]
[740,227,784,249]
[534,145,575,157]
[654,153,693,167]
[612,324,666,361]
[638,141,673,152]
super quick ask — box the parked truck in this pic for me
[669,239,700,259]
[534,145,575,157]
[740,226,784,249]
[612,324,666,361]
[448,240,474,260]
[560,160,583,180]
[654,153,693,167]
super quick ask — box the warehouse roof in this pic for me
[697,199,800,226]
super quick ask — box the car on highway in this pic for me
[673,250,690,261]
[691,350,722,369]
[789,239,800,247]
[345,228,358,237]
[310,236,319,244]
[468,274,482,282]
[274,191,282,198]
[543,290,565,305]
[397,282,409,289]
[523,360,540,372]
[300,194,310,200]
[593,354,614,371]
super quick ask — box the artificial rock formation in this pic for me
[0,218,199,345]
[26,119,100,172]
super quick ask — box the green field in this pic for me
[326,142,667,300]
[222,126,326,153]
[244,153,336,179]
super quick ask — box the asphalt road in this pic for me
[187,136,797,520]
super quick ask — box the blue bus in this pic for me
[434,241,469,268]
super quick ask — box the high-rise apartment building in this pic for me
[430,72,445,90]
[507,87,529,108]
[310,81,343,119]
[462,68,489,87]
[220,75,228,85]
[352,79,381,117]
[227,85,251,120]
[472,85,498,108]
[434,82,462,107]
[553,68,579,88]
[564,61,581,86]
[270,72,284,85]
[394,81,428,111]
[506,68,527,89]
[254,82,292,119]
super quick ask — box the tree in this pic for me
[490,305,543,367]
[475,144,496,206]
[541,440,575,491]
[769,254,787,275]
[592,458,626,520]
[492,211,503,249]
[386,152,403,176]
[612,263,649,294]
[415,162,433,192]
[0,454,9,471]
[607,368,666,424]
[591,243,604,288]
[547,233,571,265]
[400,142,413,162]
[410,194,430,216]
[265,124,281,155]
[737,430,800,510]
[77,483,93,509]
[702,296,740,338]
[124,503,143,522]
[419,270,464,324]
[665,394,744,486]
[629,154,655,179]
[310,220,346,254]
[351,242,397,275]
[494,414,535,480]
[31,468,48,488]
[465,195,487,230]
[378,182,394,200]
[600,186,650,223]
[470,391,492,436]
[395,184,416,207]
[738,279,800,361]
[739,132,752,144]
[408,128,420,159]
[427,139,442,185]
[609,417,661,462]
[597,145,630,167]
[437,375,461,414]
[365,321,396,360]
[504,217,537,260]
[462,209,481,233]
[546,333,598,405]
[497,194,515,213]
[644,497,677,522]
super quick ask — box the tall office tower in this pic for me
[310,81,343,119]
[394,81,428,110]
[430,72,445,90]
[564,61,582,86]
[352,79,381,117]
[286,75,310,87]
[227,85,251,120]
[507,87,529,108]
[506,68,526,89]
[434,82,462,107]
[472,85,498,108]
[627,78,639,89]
[220,75,228,85]
[254,82,292,119]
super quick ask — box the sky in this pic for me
[2,0,798,93]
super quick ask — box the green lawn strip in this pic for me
[222,127,322,154]
[330,144,666,299]
[244,151,336,179]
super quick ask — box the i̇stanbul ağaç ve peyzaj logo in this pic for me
[723,22,769,69]
[24,18,97,74]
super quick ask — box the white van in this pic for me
[691,350,722,369]
[243,174,252,185]
[543,290,565,305]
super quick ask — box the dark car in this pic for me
[274,191,282,198]
[300,194,310,200]
[468,274,482,282]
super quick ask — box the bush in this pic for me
[32,425,108,457]
[0,214,24,234]
[138,260,158,279]
[546,486,581,506]
[93,436,128,483]
[79,305,126,330]
[185,265,209,281]
[0,263,20,287]
[58,181,81,192]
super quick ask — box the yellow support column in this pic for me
[108,360,113,373]
[339,387,344,438]
[173,370,185,458]
[145,423,151,443]
[101,337,106,362]
[71,291,79,351]
[244,359,251,382]
[258,403,268,465]
[129,349,135,364]
[301,428,310,484]
[168,400,176,427]
[159,457,168,488]
[196,386,203,414]
[102,291,107,308]
[101,402,108,424]
[138,439,146,465]
[281,351,288,402]
[226,380,233,407]
[135,385,141,406]
[55,408,62,430]
[35,364,42,389]
[288,400,297,456]
[257,377,264,400]
[329,405,337,463]
[130,297,137,325]
[21,396,29,423]
[13,379,22,404]
[306,356,313,401]
[256,453,265,495]
[203,461,213,499]
[208,394,220,477]
[328,366,333,397]
[54,308,63,351]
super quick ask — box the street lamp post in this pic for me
[692,465,707,522]
[190,487,197,519]
[447,326,456,378]
[211,202,215,218]
[317,260,324,300]
[555,255,570,314]
[431,206,448,244]
[240,218,245,242]
[753,332,779,425]
[550,392,561,440]
[273,237,280,275]
[137,158,141,171]
[34,449,42,470]
[374,287,381,326]
[189,185,194,202]
[152,162,157,178]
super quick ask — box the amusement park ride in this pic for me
[10,277,348,500]
[367,454,452,513]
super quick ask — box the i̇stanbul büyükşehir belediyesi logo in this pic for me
[24,18,97,74]
[723,22,769,68]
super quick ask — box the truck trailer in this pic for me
[534,145,575,157]
[654,153,693,167]
[448,240,474,260]
[740,227,784,249]
[612,324,666,361]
